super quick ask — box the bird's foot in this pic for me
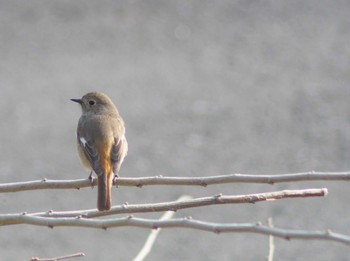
[113,173,119,188]
[88,171,94,189]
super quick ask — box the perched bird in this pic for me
[71,92,128,211]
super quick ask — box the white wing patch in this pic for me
[80,137,88,147]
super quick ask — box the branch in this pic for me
[5,215,350,246]
[133,195,192,261]
[0,172,349,192]
[0,188,327,223]
[30,252,85,261]
[267,218,275,261]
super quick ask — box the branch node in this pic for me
[127,215,133,219]
[22,212,27,215]
[215,193,223,198]
[48,224,54,229]
[248,196,257,204]
[152,224,159,230]
[200,180,208,187]
[214,228,221,234]
[214,193,223,202]
[41,178,47,182]
[136,183,143,188]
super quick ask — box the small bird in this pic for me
[71,92,128,211]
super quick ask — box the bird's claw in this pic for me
[113,173,119,188]
[88,171,94,189]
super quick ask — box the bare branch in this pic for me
[0,188,327,222]
[267,218,275,261]
[133,195,192,261]
[30,252,85,261]
[0,178,90,193]
[0,172,348,193]
[117,172,350,186]
[6,215,350,246]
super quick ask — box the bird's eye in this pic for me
[89,100,96,106]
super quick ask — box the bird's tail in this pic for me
[97,174,113,211]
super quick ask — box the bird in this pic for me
[71,92,128,211]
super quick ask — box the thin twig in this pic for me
[30,252,85,261]
[133,195,192,261]
[267,218,275,261]
[0,171,349,192]
[7,215,350,246]
[0,188,327,222]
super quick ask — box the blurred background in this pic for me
[1,1,350,260]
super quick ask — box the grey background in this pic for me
[1,1,350,260]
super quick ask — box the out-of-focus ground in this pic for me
[1,1,350,260]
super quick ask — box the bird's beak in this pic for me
[70,98,83,104]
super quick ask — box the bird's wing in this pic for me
[111,135,128,176]
[77,133,104,177]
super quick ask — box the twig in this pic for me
[0,188,327,222]
[133,195,192,261]
[7,215,350,246]
[30,252,85,261]
[0,171,349,192]
[267,218,275,261]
